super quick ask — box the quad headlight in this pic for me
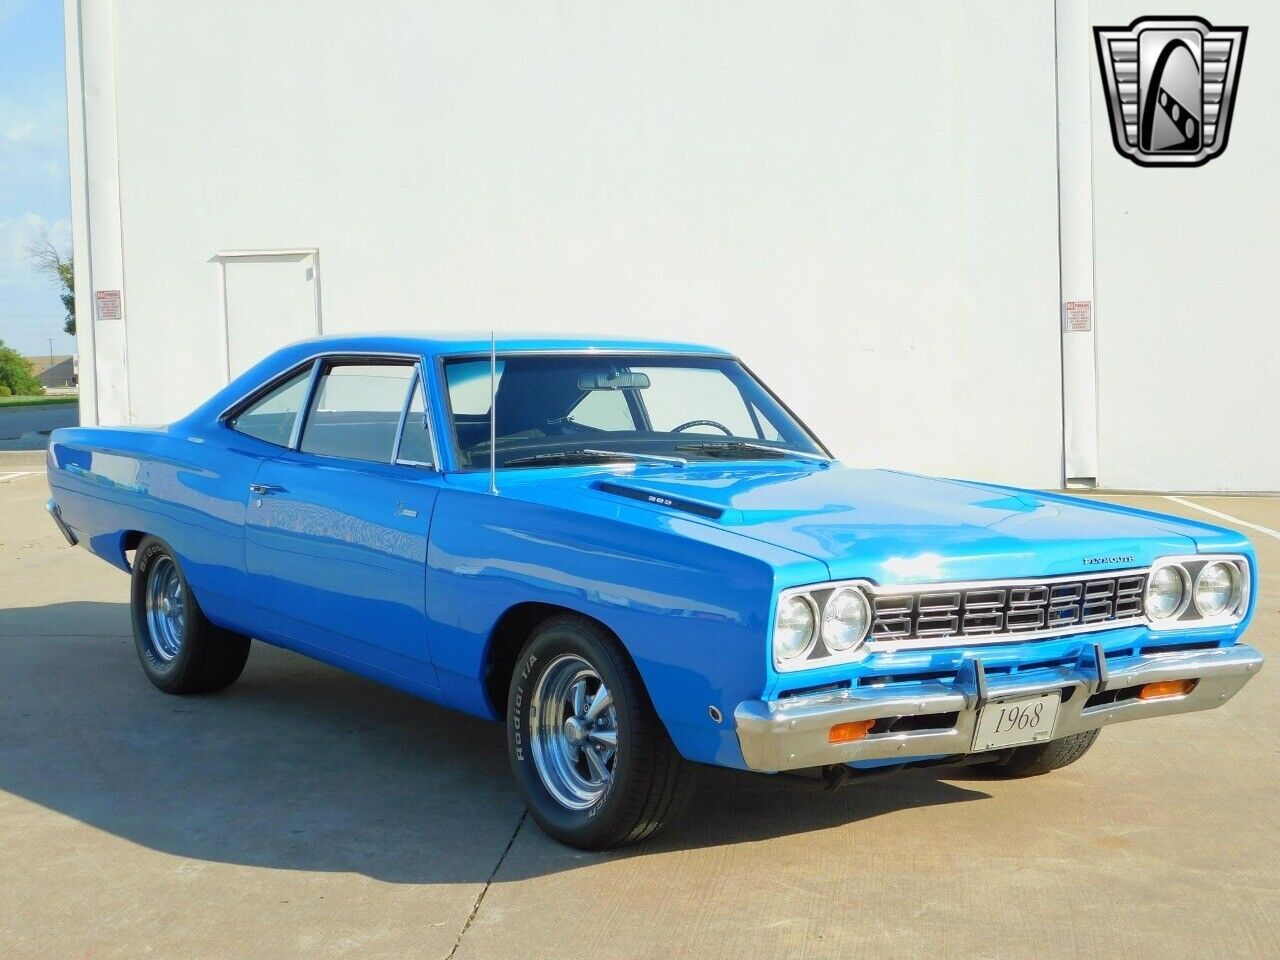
[1147,555,1250,628]
[1145,565,1188,621]
[821,587,872,652]
[773,595,818,662]
[1194,561,1242,617]
[774,584,872,670]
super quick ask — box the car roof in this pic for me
[185,331,737,425]
[277,331,732,358]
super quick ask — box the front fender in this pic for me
[425,487,824,767]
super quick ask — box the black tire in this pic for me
[130,536,251,694]
[507,615,696,850]
[981,729,1101,778]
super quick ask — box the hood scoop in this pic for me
[592,480,725,519]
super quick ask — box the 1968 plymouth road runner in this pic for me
[46,334,1263,849]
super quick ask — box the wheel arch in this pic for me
[483,601,645,722]
[120,529,148,568]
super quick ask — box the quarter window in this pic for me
[228,368,311,447]
[299,362,416,463]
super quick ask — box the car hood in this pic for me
[570,464,1217,583]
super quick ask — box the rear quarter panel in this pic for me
[46,424,259,633]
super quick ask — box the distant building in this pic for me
[25,355,77,389]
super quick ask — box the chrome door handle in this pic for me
[248,483,285,495]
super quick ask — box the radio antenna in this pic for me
[489,330,498,495]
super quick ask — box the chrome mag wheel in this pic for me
[530,654,620,810]
[143,555,186,661]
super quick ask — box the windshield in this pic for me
[443,353,826,469]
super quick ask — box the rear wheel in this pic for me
[507,615,696,850]
[130,536,251,694]
[980,729,1101,777]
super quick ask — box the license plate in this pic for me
[972,692,1061,752]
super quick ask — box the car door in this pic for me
[243,356,443,688]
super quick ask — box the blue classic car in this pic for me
[46,333,1263,849]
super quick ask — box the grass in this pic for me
[0,394,78,408]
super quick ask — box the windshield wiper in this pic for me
[504,449,687,468]
[674,440,830,463]
[581,449,687,467]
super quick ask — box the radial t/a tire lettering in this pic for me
[507,614,696,850]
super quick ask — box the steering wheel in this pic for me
[670,419,734,435]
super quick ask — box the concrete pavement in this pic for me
[1,472,1276,959]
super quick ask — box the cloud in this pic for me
[5,120,36,142]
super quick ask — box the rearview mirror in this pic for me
[577,371,651,391]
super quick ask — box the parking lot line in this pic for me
[0,471,41,482]
[1164,495,1280,541]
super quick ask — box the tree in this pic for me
[0,340,44,396]
[26,230,76,336]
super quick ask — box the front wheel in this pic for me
[130,536,251,694]
[507,615,696,850]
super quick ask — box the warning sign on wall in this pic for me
[95,289,122,322]
[1063,300,1091,333]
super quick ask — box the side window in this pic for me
[299,362,415,462]
[567,388,637,431]
[396,373,434,466]
[229,368,311,446]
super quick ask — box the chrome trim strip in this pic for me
[287,359,323,451]
[441,349,737,360]
[858,566,1150,594]
[391,365,415,464]
[735,643,1264,772]
[45,498,77,546]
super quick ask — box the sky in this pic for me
[0,0,74,358]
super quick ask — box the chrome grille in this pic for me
[870,572,1147,646]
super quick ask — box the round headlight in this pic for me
[774,595,817,661]
[1146,565,1187,620]
[1194,562,1240,617]
[821,587,872,653]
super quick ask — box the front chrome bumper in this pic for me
[734,644,1264,772]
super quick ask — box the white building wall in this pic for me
[70,0,1067,488]
[1089,1,1280,492]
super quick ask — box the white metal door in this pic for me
[219,250,321,379]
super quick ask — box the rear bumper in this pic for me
[45,498,78,546]
[734,643,1263,772]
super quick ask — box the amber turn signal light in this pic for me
[828,719,875,743]
[1138,679,1196,700]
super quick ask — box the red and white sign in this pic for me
[95,289,122,322]
[1064,300,1091,332]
